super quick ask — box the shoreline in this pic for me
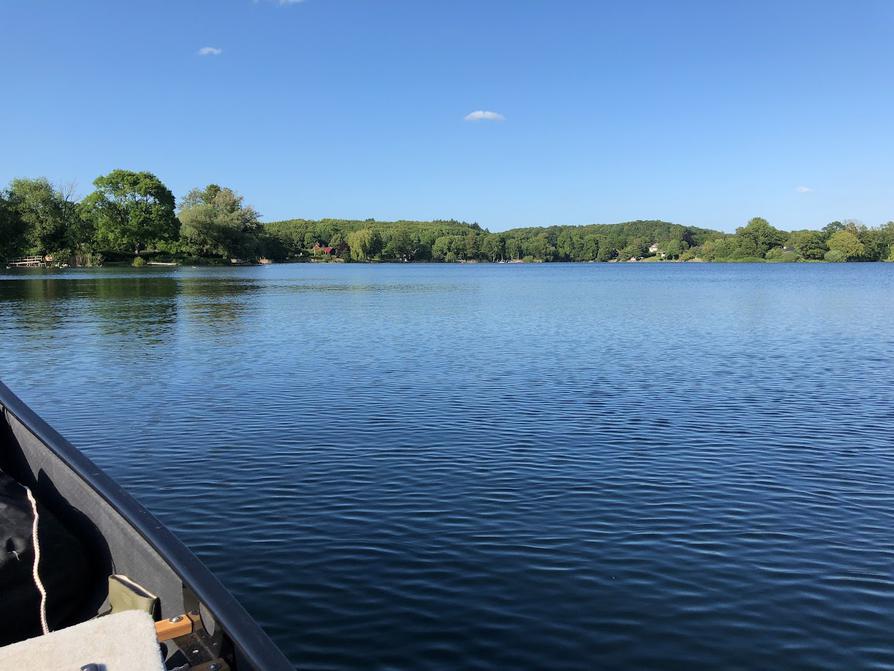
[6,257,891,271]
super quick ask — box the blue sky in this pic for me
[1,1,892,232]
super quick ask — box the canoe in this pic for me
[0,381,294,670]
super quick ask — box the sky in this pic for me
[1,0,892,232]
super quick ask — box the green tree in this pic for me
[662,239,684,259]
[464,230,479,260]
[346,228,381,261]
[595,237,614,262]
[526,233,554,260]
[82,170,177,255]
[179,184,262,259]
[431,235,454,261]
[6,178,78,255]
[505,237,523,260]
[480,233,504,262]
[856,227,887,261]
[555,230,574,260]
[765,247,800,262]
[825,229,864,261]
[786,230,826,260]
[0,191,28,260]
[329,231,345,254]
[822,221,845,238]
[383,225,417,261]
[580,234,599,261]
[878,222,894,262]
[710,237,742,260]
[735,217,786,258]
[618,237,648,260]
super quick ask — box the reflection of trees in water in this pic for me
[0,273,262,346]
[177,279,260,334]
[90,277,179,344]
[0,276,180,345]
[0,279,77,337]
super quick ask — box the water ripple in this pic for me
[2,263,894,670]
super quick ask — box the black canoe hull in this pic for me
[0,382,293,670]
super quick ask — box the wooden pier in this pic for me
[6,256,46,268]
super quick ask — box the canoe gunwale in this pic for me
[0,381,294,671]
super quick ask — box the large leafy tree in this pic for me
[0,190,29,260]
[431,235,453,261]
[880,222,894,261]
[857,228,886,261]
[826,230,865,261]
[822,221,845,237]
[662,239,685,259]
[381,225,417,261]
[179,184,261,259]
[7,178,78,255]
[82,170,177,254]
[735,217,786,258]
[480,233,505,262]
[786,230,827,260]
[346,228,381,261]
[526,233,554,260]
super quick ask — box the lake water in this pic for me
[2,263,894,670]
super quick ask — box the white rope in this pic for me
[24,486,50,635]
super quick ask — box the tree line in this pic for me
[264,216,894,263]
[2,170,893,265]
[0,170,279,265]
[691,217,894,263]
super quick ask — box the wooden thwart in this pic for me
[155,614,194,641]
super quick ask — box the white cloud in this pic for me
[796,185,813,193]
[464,110,505,122]
[198,47,223,56]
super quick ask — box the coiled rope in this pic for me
[24,486,49,635]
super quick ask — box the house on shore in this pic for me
[648,242,667,259]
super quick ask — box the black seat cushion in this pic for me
[0,469,91,645]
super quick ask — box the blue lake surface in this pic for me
[2,262,894,670]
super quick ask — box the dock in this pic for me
[6,256,46,269]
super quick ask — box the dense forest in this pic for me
[2,170,893,266]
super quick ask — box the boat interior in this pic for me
[0,385,291,671]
